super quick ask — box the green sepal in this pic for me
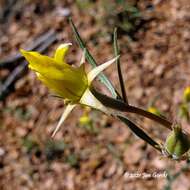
[165,124,190,159]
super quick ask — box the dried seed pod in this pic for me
[164,124,190,159]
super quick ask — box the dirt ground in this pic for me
[0,0,190,190]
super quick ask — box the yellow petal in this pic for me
[54,43,72,64]
[20,49,69,80]
[21,48,86,83]
[37,73,85,101]
[21,48,88,100]
[52,104,76,137]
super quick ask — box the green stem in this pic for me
[124,105,172,129]
[113,28,128,103]
[117,114,162,152]
[91,88,172,130]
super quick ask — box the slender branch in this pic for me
[0,33,57,100]
[113,28,128,103]
[0,30,55,69]
[91,88,172,130]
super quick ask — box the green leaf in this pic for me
[91,88,172,129]
[113,28,127,103]
[117,114,161,152]
[69,18,118,98]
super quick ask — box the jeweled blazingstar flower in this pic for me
[20,43,118,137]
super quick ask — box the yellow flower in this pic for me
[147,106,161,116]
[183,87,190,103]
[79,114,91,125]
[79,107,91,125]
[20,44,87,102]
[20,43,118,136]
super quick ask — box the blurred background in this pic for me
[0,0,190,189]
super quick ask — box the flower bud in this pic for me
[164,124,190,159]
[183,87,190,103]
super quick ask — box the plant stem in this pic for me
[117,114,162,152]
[91,88,172,130]
[125,105,172,129]
[113,28,128,103]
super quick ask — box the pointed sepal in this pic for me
[87,56,119,84]
[80,88,110,115]
[80,49,86,66]
[52,104,76,137]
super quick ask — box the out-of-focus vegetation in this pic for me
[76,0,142,38]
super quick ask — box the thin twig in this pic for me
[0,0,17,23]
[0,33,57,100]
[0,30,55,69]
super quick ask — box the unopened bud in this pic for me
[164,124,190,159]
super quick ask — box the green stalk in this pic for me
[91,88,172,129]
[117,114,162,152]
[113,28,128,103]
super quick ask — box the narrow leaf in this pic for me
[117,114,161,152]
[91,88,172,129]
[114,28,128,103]
[69,18,119,98]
